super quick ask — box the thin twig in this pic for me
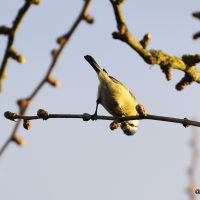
[4,110,200,128]
[0,0,93,157]
[187,128,199,200]
[110,0,200,90]
[192,11,200,40]
[0,0,40,91]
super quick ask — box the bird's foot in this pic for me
[109,120,121,131]
[91,113,98,120]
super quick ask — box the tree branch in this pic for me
[0,0,40,91]
[0,0,93,157]
[110,0,200,90]
[4,109,200,129]
[187,128,199,200]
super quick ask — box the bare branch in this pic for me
[187,128,199,200]
[0,0,93,157]
[4,109,200,128]
[0,1,40,91]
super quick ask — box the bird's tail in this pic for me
[84,55,102,74]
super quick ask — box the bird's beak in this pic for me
[84,55,101,74]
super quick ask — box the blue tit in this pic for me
[84,55,139,136]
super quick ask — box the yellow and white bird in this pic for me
[84,55,139,136]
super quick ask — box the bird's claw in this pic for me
[109,120,121,131]
[91,113,98,120]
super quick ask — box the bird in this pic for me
[84,55,139,136]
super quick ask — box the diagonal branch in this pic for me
[0,0,93,157]
[110,0,200,90]
[0,0,40,92]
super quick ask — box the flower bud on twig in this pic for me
[0,26,11,35]
[17,99,29,109]
[140,33,152,49]
[4,111,18,121]
[12,134,25,145]
[8,48,26,63]
[176,75,193,90]
[51,49,58,58]
[37,109,49,120]
[23,120,32,130]
[26,0,41,5]
[136,104,148,116]
[57,36,67,45]
[83,14,94,24]
[47,76,60,87]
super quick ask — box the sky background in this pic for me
[0,0,200,200]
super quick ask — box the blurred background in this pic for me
[0,0,200,200]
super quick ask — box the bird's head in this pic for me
[120,120,139,136]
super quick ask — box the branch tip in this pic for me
[193,32,200,40]
[160,66,172,81]
[12,134,25,145]
[176,75,193,91]
[140,33,152,49]
[26,0,41,5]
[47,77,60,87]
[112,0,126,5]
[8,48,26,63]
[83,14,94,24]
[0,26,11,35]
[2,70,7,79]
[112,31,124,39]
[23,120,32,130]
[192,11,200,19]
[4,111,18,121]
[182,54,200,66]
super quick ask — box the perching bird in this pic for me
[84,55,139,136]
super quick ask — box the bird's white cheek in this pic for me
[122,126,138,136]
[121,120,139,136]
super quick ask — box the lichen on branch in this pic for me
[110,0,200,90]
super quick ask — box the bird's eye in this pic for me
[129,123,135,127]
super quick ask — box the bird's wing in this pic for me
[109,102,124,117]
[109,76,137,100]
